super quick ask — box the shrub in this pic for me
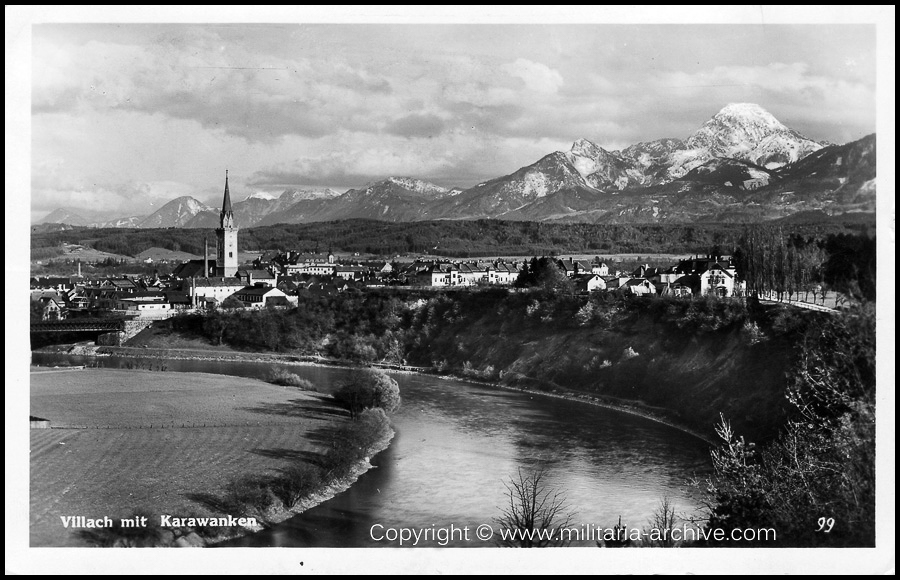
[267,368,317,390]
[333,368,401,418]
[575,301,596,326]
[220,295,244,309]
[221,476,274,516]
[354,407,391,445]
[741,320,766,345]
[269,463,324,509]
[321,408,392,479]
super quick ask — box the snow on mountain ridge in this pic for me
[245,192,277,201]
[386,176,449,195]
[137,196,213,228]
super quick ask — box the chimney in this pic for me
[204,237,209,277]
[77,261,81,277]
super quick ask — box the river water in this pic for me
[32,352,713,547]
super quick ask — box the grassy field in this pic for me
[30,368,348,547]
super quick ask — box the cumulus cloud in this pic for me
[29,24,876,222]
[502,58,564,94]
[654,62,875,142]
[31,177,196,221]
[32,30,397,143]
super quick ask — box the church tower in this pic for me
[216,170,239,277]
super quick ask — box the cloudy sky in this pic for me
[24,11,881,222]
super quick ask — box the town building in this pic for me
[236,269,277,287]
[573,273,606,293]
[232,286,292,309]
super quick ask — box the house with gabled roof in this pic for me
[700,263,736,297]
[590,257,609,276]
[488,262,520,285]
[456,263,483,286]
[233,285,291,309]
[37,296,66,320]
[617,278,657,296]
[181,276,245,308]
[573,273,606,294]
[557,258,591,277]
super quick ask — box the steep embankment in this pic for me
[405,293,811,441]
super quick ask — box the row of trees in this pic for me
[733,228,876,302]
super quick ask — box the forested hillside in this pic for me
[31,217,873,260]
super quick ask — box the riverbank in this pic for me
[207,427,394,547]
[437,373,718,445]
[36,342,716,444]
[29,366,393,547]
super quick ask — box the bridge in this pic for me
[31,319,127,333]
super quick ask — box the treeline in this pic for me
[30,258,175,278]
[168,289,761,368]
[170,291,412,363]
[734,228,876,301]
[30,218,872,260]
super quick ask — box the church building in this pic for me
[216,170,239,277]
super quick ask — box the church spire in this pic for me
[220,169,235,228]
[222,169,233,215]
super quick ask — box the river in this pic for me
[32,352,713,547]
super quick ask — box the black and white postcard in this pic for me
[7,5,895,575]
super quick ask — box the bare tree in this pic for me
[643,494,680,547]
[495,466,575,547]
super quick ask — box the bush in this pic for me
[333,368,401,418]
[220,295,244,309]
[354,407,392,445]
[221,476,274,516]
[267,368,317,390]
[321,408,392,479]
[269,463,324,509]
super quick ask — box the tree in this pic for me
[220,295,244,309]
[537,261,575,295]
[30,299,47,323]
[643,495,680,547]
[201,311,228,345]
[495,466,575,547]
[334,368,401,418]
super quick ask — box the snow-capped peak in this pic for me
[244,191,276,201]
[570,138,604,159]
[712,103,787,132]
[677,102,821,173]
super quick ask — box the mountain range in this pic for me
[37,103,876,228]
